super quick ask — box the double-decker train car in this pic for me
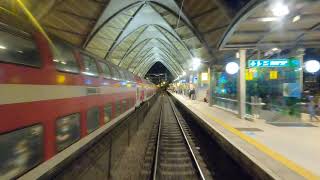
[0,23,156,179]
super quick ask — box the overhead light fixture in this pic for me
[236,52,240,58]
[305,60,320,73]
[271,3,290,17]
[225,62,239,75]
[0,45,7,49]
[192,57,201,70]
[182,71,186,76]
[292,15,301,23]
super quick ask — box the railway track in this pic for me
[141,93,212,180]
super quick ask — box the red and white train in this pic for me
[0,23,156,179]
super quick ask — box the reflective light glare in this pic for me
[82,72,95,76]
[292,15,300,22]
[272,47,279,51]
[0,45,7,49]
[182,71,186,76]
[305,60,320,73]
[61,61,66,65]
[53,59,59,62]
[271,3,289,17]
[225,62,239,75]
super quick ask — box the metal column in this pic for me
[238,49,246,119]
[297,48,305,96]
[208,66,213,106]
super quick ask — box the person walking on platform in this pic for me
[307,96,319,122]
[190,88,196,100]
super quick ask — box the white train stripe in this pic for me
[0,84,136,105]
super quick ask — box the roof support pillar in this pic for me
[238,49,246,119]
[208,65,214,106]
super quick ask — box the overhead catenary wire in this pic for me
[176,0,185,29]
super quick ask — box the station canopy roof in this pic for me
[219,0,320,51]
[0,0,249,77]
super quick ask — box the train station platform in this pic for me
[170,92,320,180]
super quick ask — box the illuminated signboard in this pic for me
[248,59,291,67]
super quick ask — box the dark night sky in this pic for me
[145,62,174,83]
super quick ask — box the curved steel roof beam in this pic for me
[141,59,179,77]
[125,43,155,69]
[130,50,155,72]
[116,25,149,65]
[157,49,182,72]
[118,38,152,66]
[134,50,181,76]
[133,55,156,74]
[154,24,193,57]
[83,1,143,47]
[156,38,185,64]
[103,4,145,59]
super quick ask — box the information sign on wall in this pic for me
[248,59,289,68]
[269,71,278,80]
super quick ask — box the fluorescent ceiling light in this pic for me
[292,15,300,22]
[0,45,7,49]
[271,3,290,17]
[182,71,186,76]
[260,17,279,22]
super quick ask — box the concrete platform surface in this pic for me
[170,92,320,180]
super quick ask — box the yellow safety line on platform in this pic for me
[184,100,320,180]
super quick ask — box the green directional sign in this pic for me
[248,59,290,67]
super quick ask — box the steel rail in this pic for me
[168,96,206,180]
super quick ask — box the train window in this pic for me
[115,100,122,117]
[56,113,81,152]
[0,30,41,67]
[80,53,99,76]
[52,41,79,73]
[0,124,43,179]
[87,107,100,133]
[104,103,112,123]
[110,66,120,80]
[99,62,112,79]
[122,99,128,112]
